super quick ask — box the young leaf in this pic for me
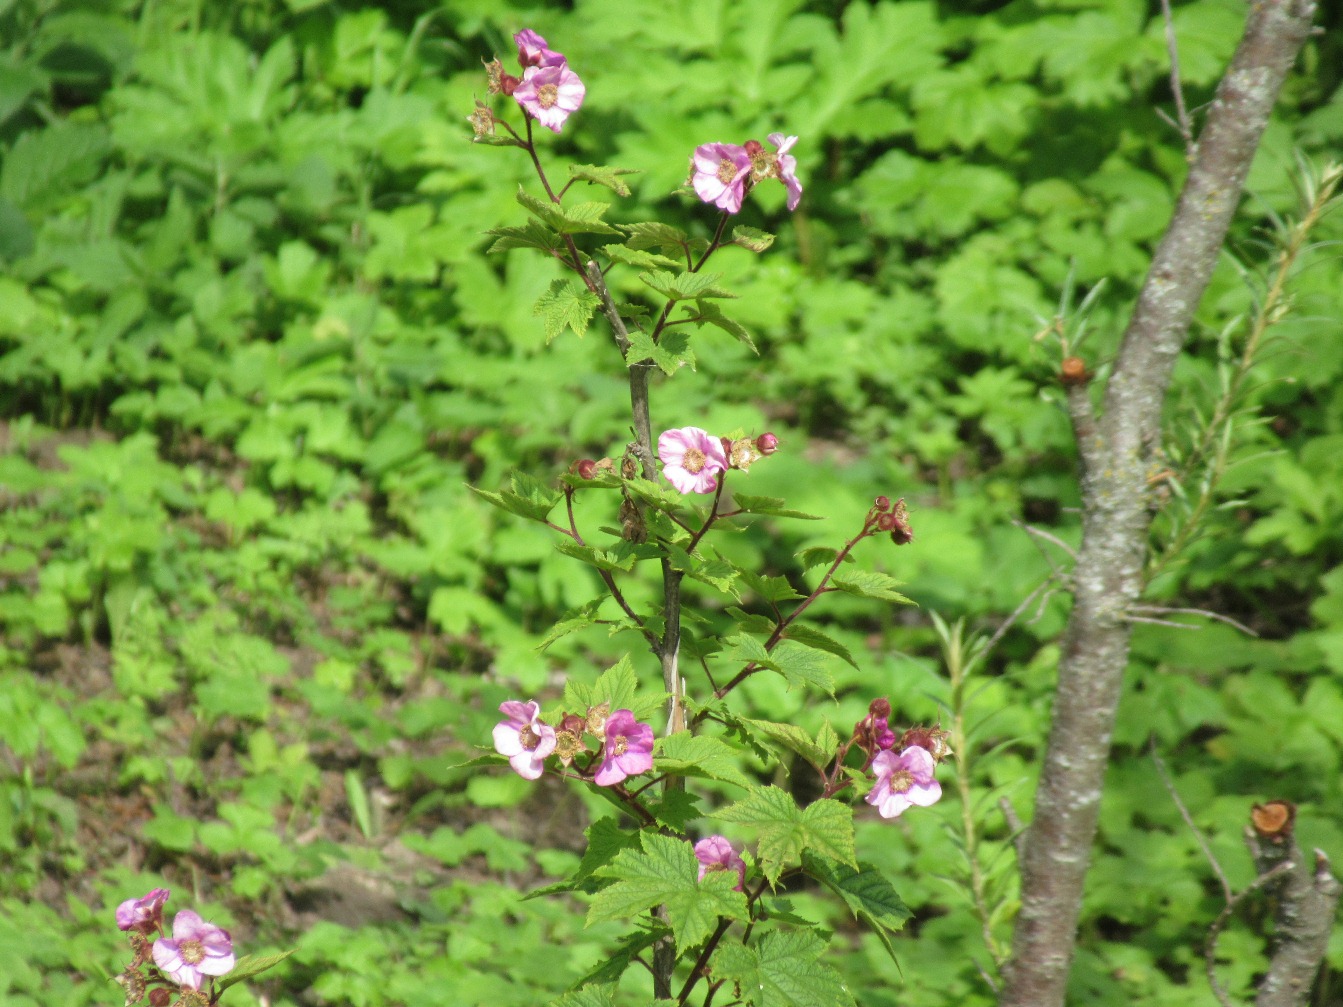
[569,163,641,197]
[688,300,757,352]
[573,930,661,987]
[554,538,641,573]
[829,569,914,604]
[517,187,620,235]
[730,225,776,253]
[772,642,836,695]
[655,732,755,790]
[737,570,804,604]
[801,853,911,933]
[600,243,683,270]
[588,833,750,953]
[741,718,832,773]
[537,599,606,652]
[639,269,734,302]
[717,787,856,883]
[646,788,703,830]
[486,219,562,254]
[711,930,855,1007]
[534,279,600,342]
[626,329,696,376]
[780,623,857,669]
[565,655,640,714]
[796,546,843,571]
[468,480,560,523]
[547,983,620,1007]
[620,221,694,257]
[215,950,296,993]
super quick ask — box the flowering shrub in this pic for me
[111,889,288,1006]
[468,29,945,1006]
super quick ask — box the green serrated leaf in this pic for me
[517,187,620,235]
[555,538,641,573]
[538,599,606,652]
[548,982,620,1007]
[655,732,754,789]
[573,930,661,988]
[600,243,683,270]
[802,853,911,934]
[780,624,857,669]
[712,930,855,1007]
[588,833,749,952]
[639,269,734,302]
[731,494,822,520]
[689,300,757,352]
[829,569,914,604]
[534,279,600,342]
[731,225,776,253]
[569,163,641,197]
[486,218,562,254]
[738,571,804,603]
[646,788,703,830]
[627,329,695,376]
[718,787,855,883]
[620,221,693,255]
[215,950,296,993]
[666,544,739,596]
[741,718,831,773]
[796,546,843,571]
[467,482,560,523]
[565,655,640,714]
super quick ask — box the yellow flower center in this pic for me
[180,939,205,965]
[537,83,559,109]
[715,158,739,185]
[519,725,540,751]
[612,735,628,756]
[682,447,706,474]
[889,769,914,793]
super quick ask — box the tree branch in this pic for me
[998,4,1318,1005]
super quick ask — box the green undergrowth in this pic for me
[3,0,1343,1004]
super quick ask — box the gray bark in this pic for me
[998,3,1319,1005]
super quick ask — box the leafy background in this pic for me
[2,0,1342,1004]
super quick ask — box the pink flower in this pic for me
[116,888,169,934]
[514,29,566,68]
[513,63,585,133]
[593,709,654,787]
[692,142,752,213]
[866,745,942,819]
[151,910,235,990]
[766,133,803,211]
[493,700,557,780]
[658,427,728,494]
[694,836,746,891]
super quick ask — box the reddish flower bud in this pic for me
[869,697,891,719]
[560,713,586,735]
[755,432,779,455]
[876,512,895,531]
[500,72,521,96]
[575,459,597,479]
[874,495,891,511]
[148,987,172,1007]
[743,139,763,157]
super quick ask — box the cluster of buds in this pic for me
[852,698,950,819]
[493,700,655,787]
[866,495,914,545]
[114,889,235,1006]
[477,29,585,136]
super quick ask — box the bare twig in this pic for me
[1206,860,1296,1007]
[1149,739,1233,901]
[1160,0,1196,158]
[1129,603,1260,636]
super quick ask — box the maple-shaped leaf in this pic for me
[588,833,750,953]
[534,279,600,342]
[829,569,914,604]
[712,930,855,1007]
[717,786,855,883]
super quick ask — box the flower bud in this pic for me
[148,987,172,1007]
[755,432,779,455]
[876,512,895,532]
[499,72,521,96]
[900,725,952,762]
[869,697,891,719]
[743,139,763,158]
[874,495,891,511]
[575,459,597,479]
[560,713,585,735]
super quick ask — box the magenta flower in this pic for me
[692,142,752,213]
[513,63,585,133]
[514,29,566,68]
[865,745,942,819]
[493,700,557,780]
[115,888,169,934]
[151,910,235,990]
[658,427,728,495]
[694,836,746,891]
[593,709,654,787]
[766,133,803,211]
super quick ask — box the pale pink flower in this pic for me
[513,63,585,133]
[866,745,942,819]
[514,29,566,68]
[493,700,557,780]
[692,142,752,213]
[115,888,169,934]
[658,426,728,494]
[593,709,654,787]
[694,836,746,891]
[151,910,235,990]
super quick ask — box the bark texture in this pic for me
[998,3,1318,1005]
[1249,828,1342,1007]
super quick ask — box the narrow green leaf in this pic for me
[344,770,373,839]
[573,930,661,987]
[467,484,559,523]
[620,221,696,256]
[802,853,911,933]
